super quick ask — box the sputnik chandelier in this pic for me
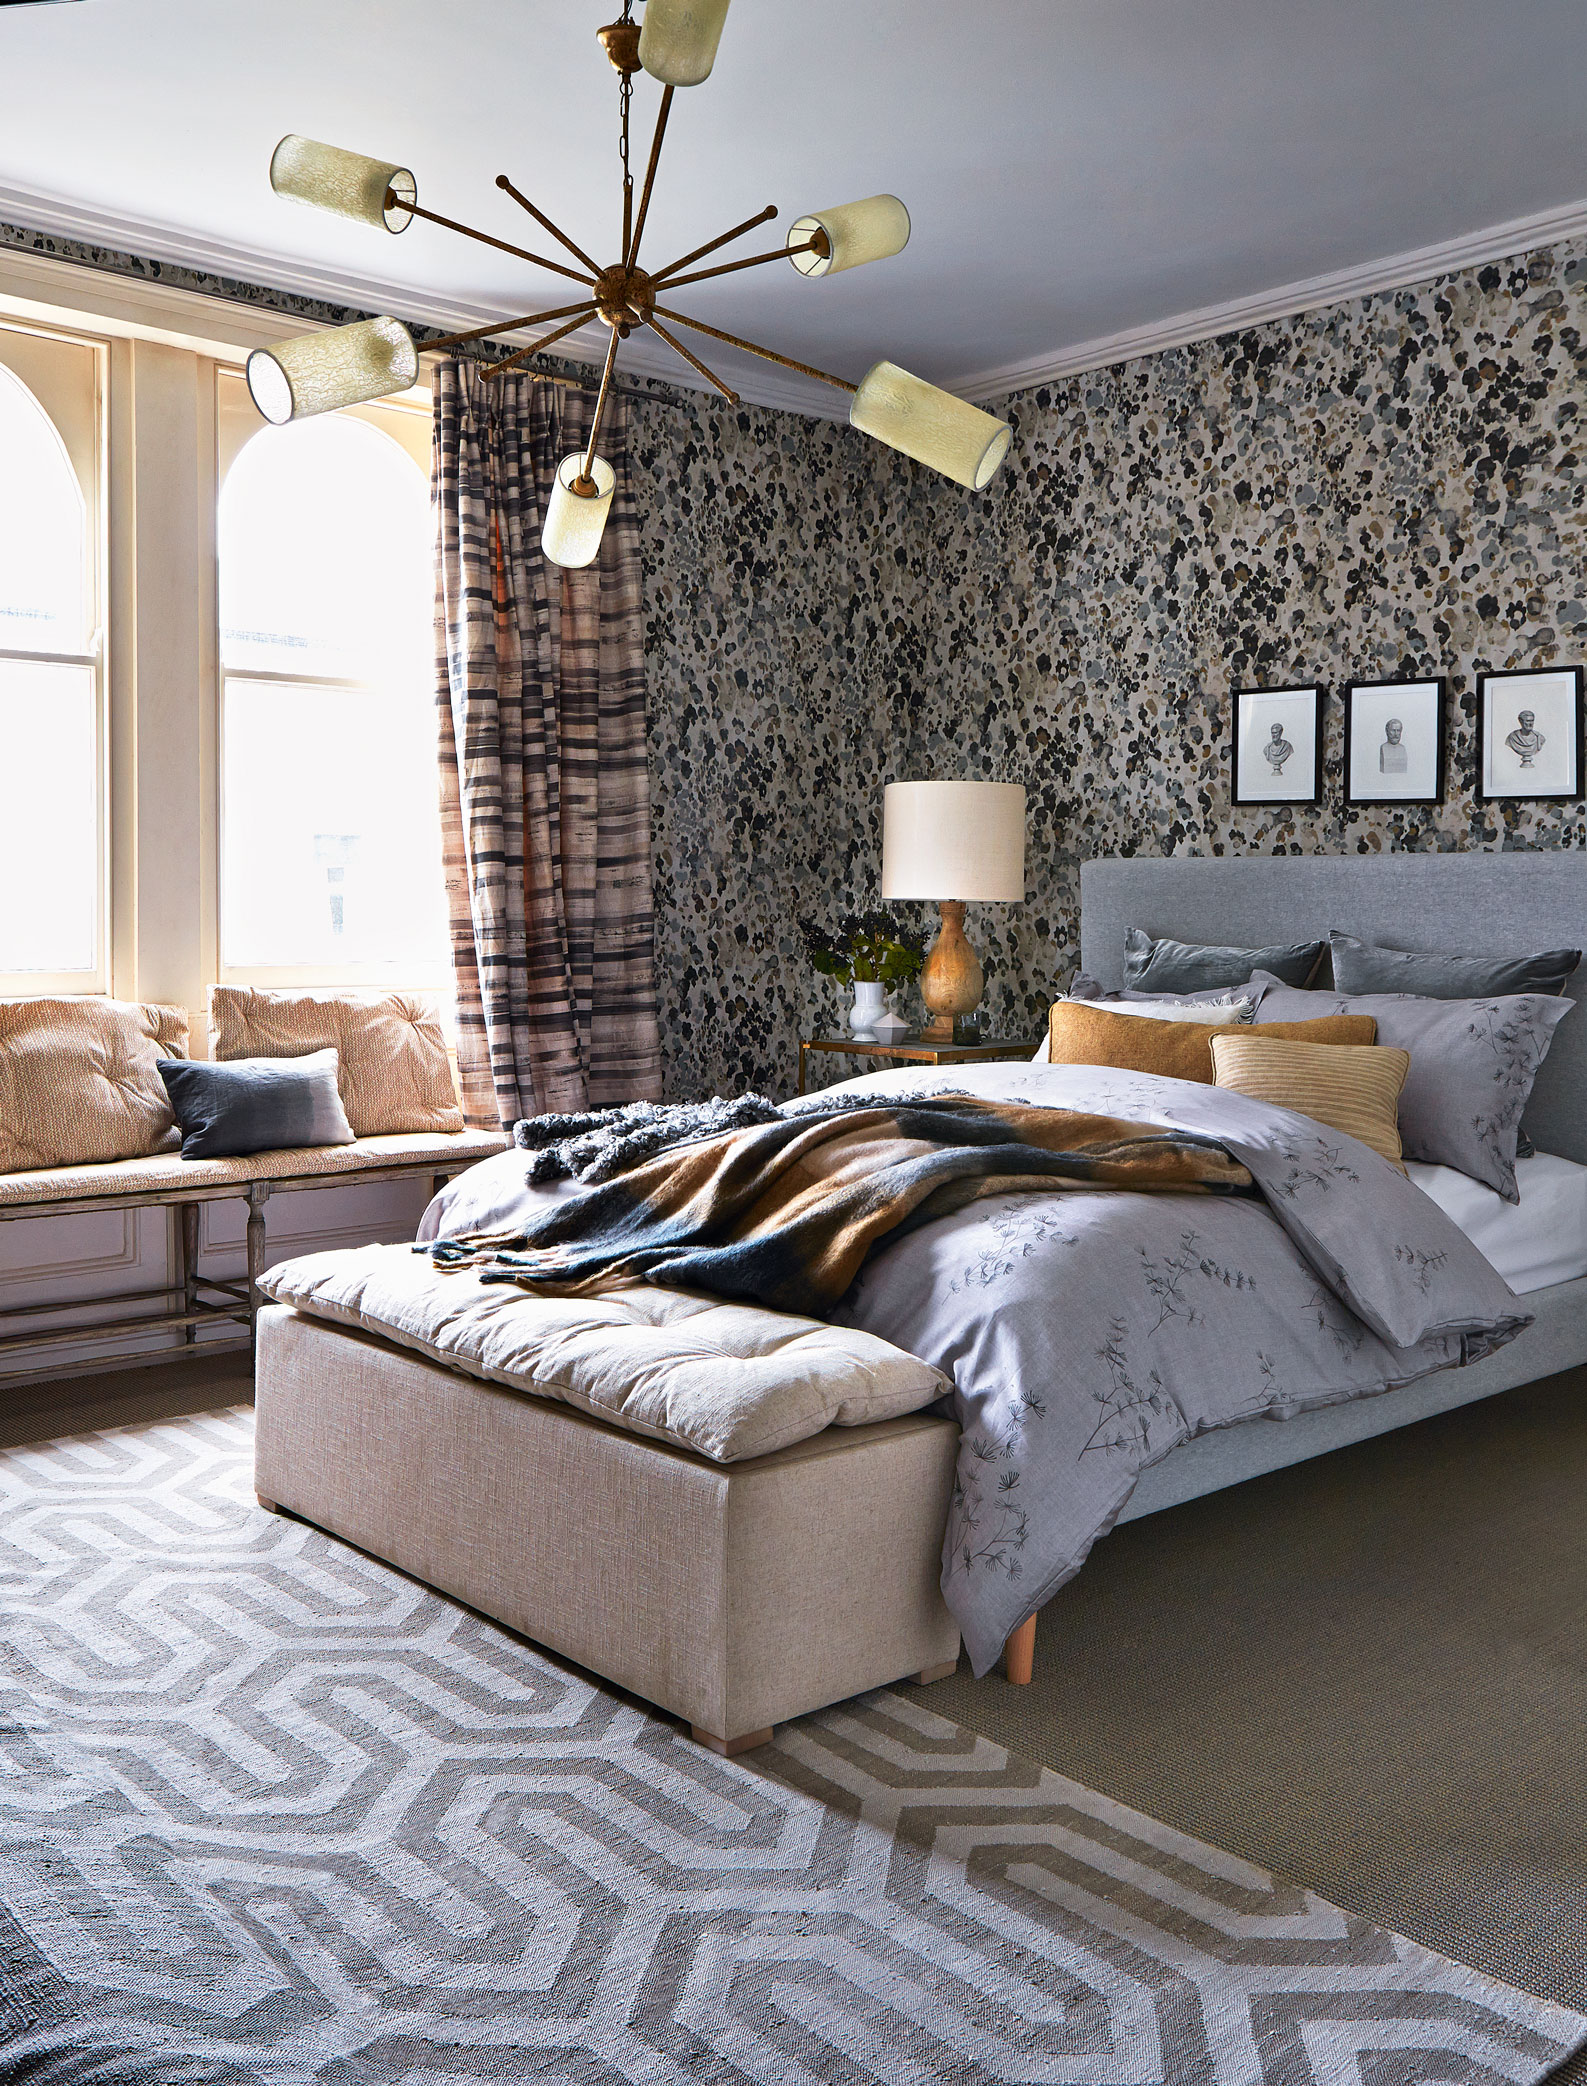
[247,0,1012,567]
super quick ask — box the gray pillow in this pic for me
[1247,972,1574,1201]
[1123,927,1325,994]
[1067,970,1251,1007]
[157,1048,355,1160]
[1329,932,1581,1000]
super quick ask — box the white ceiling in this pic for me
[4,0,1587,415]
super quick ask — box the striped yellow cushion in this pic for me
[1208,1034,1411,1170]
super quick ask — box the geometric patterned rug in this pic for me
[0,1409,1581,2086]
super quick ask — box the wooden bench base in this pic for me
[0,1156,494,1378]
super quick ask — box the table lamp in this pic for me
[881,780,1026,1041]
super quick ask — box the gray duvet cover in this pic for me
[423,1063,1529,1679]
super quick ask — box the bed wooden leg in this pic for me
[691,1725,774,1758]
[1005,1614,1037,1686]
[256,1494,280,1515]
[913,1660,958,1685]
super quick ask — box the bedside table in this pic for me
[797,1033,1042,1095]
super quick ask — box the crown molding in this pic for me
[0,180,845,417]
[951,194,1587,404]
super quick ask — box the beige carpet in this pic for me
[930,1363,1587,2081]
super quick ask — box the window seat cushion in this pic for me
[0,1128,508,1207]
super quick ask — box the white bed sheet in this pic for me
[1407,1150,1587,1295]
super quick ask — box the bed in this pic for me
[253,851,1587,1747]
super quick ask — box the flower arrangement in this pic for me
[798,909,928,990]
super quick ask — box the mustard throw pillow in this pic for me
[1210,1033,1411,1169]
[1045,1000,1378,1085]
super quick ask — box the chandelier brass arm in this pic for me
[642,313,738,404]
[648,203,778,287]
[251,0,1015,564]
[494,174,604,280]
[625,82,674,272]
[660,237,823,293]
[481,307,602,382]
[649,302,858,395]
[426,299,601,355]
[398,195,595,290]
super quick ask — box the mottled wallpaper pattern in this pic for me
[906,241,1587,1043]
[11,219,1586,1099]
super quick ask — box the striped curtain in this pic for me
[433,359,662,1127]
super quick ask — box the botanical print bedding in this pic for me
[420,1063,1528,1680]
[807,1063,1529,1676]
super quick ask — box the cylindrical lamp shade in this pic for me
[638,0,731,84]
[851,362,1012,491]
[542,453,616,569]
[269,134,416,233]
[882,781,1026,903]
[246,317,419,425]
[788,196,910,277]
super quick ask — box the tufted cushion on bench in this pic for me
[0,997,189,1175]
[260,1242,949,1463]
[210,988,464,1137]
[0,1128,509,1206]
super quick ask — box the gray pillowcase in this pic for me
[1329,931,1581,1000]
[157,1047,355,1160]
[1247,972,1574,1201]
[1067,970,1251,1007]
[1123,926,1325,993]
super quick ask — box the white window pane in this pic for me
[222,677,446,971]
[0,659,97,973]
[218,415,432,681]
[0,363,89,655]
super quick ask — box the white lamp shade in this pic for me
[882,781,1026,903]
[245,317,419,425]
[542,453,616,569]
[850,362,1012,491]
[269,135,416,233]
[639,0,731,84]
[788,196,911,278]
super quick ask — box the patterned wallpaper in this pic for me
[899,240,1587,1044]
[10,218,1587,1100]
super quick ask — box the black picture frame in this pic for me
[1230,683,1324,806]
[1342,675,1447,806]
[1476,666,1585,802]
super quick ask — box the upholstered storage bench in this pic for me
[253,1304,962,1754]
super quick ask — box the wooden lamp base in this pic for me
[918,900,984,1042]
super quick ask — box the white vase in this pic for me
[849,979,887,1036]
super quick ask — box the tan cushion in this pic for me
[1210,1033,1412,1169]
[0,1127,508,1206]
[1045,1001,1379,1085]
[210,988,463,1136]
[258,1242,950,1463]
[0,996,188,1174]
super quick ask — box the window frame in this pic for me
[0,321,109,998]
[212,371,448,994]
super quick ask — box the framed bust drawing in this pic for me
[1476,666,1583,801]
[1343,676,1446,806]
[1231,684,1323,806]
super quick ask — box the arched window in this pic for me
[0,345,100,984]
[218,390,446,980]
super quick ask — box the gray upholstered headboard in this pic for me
[1080,854,1587,1164]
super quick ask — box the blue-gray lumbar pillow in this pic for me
[157,1048,355,1160]
[1123,926,1325,994]
[1247,973,1573,1201]
[1328,932,1581,1001]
